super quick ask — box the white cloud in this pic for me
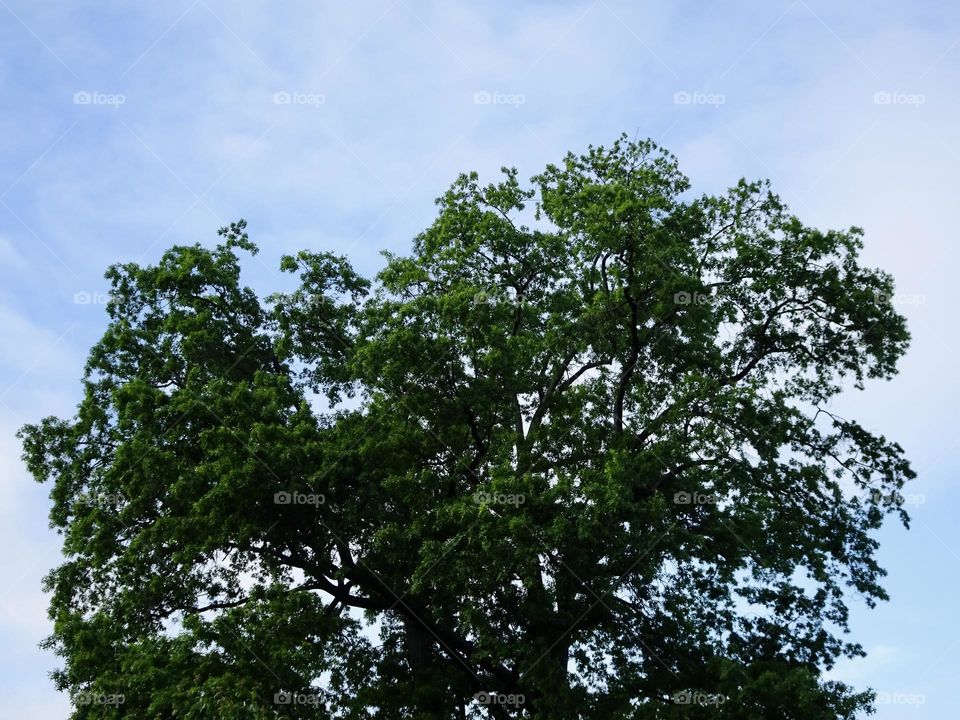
[0,304,79,388]
[826,643,900,683]
[0,235,26,270]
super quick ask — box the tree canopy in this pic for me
[20,135,914,719]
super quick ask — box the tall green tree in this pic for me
[20,136,913,719]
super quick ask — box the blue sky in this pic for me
[0,1,957,717]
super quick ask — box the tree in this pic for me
[20,136,914,719]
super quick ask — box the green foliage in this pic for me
[20,136,913,718]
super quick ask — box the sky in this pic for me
[0,0,957,717]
